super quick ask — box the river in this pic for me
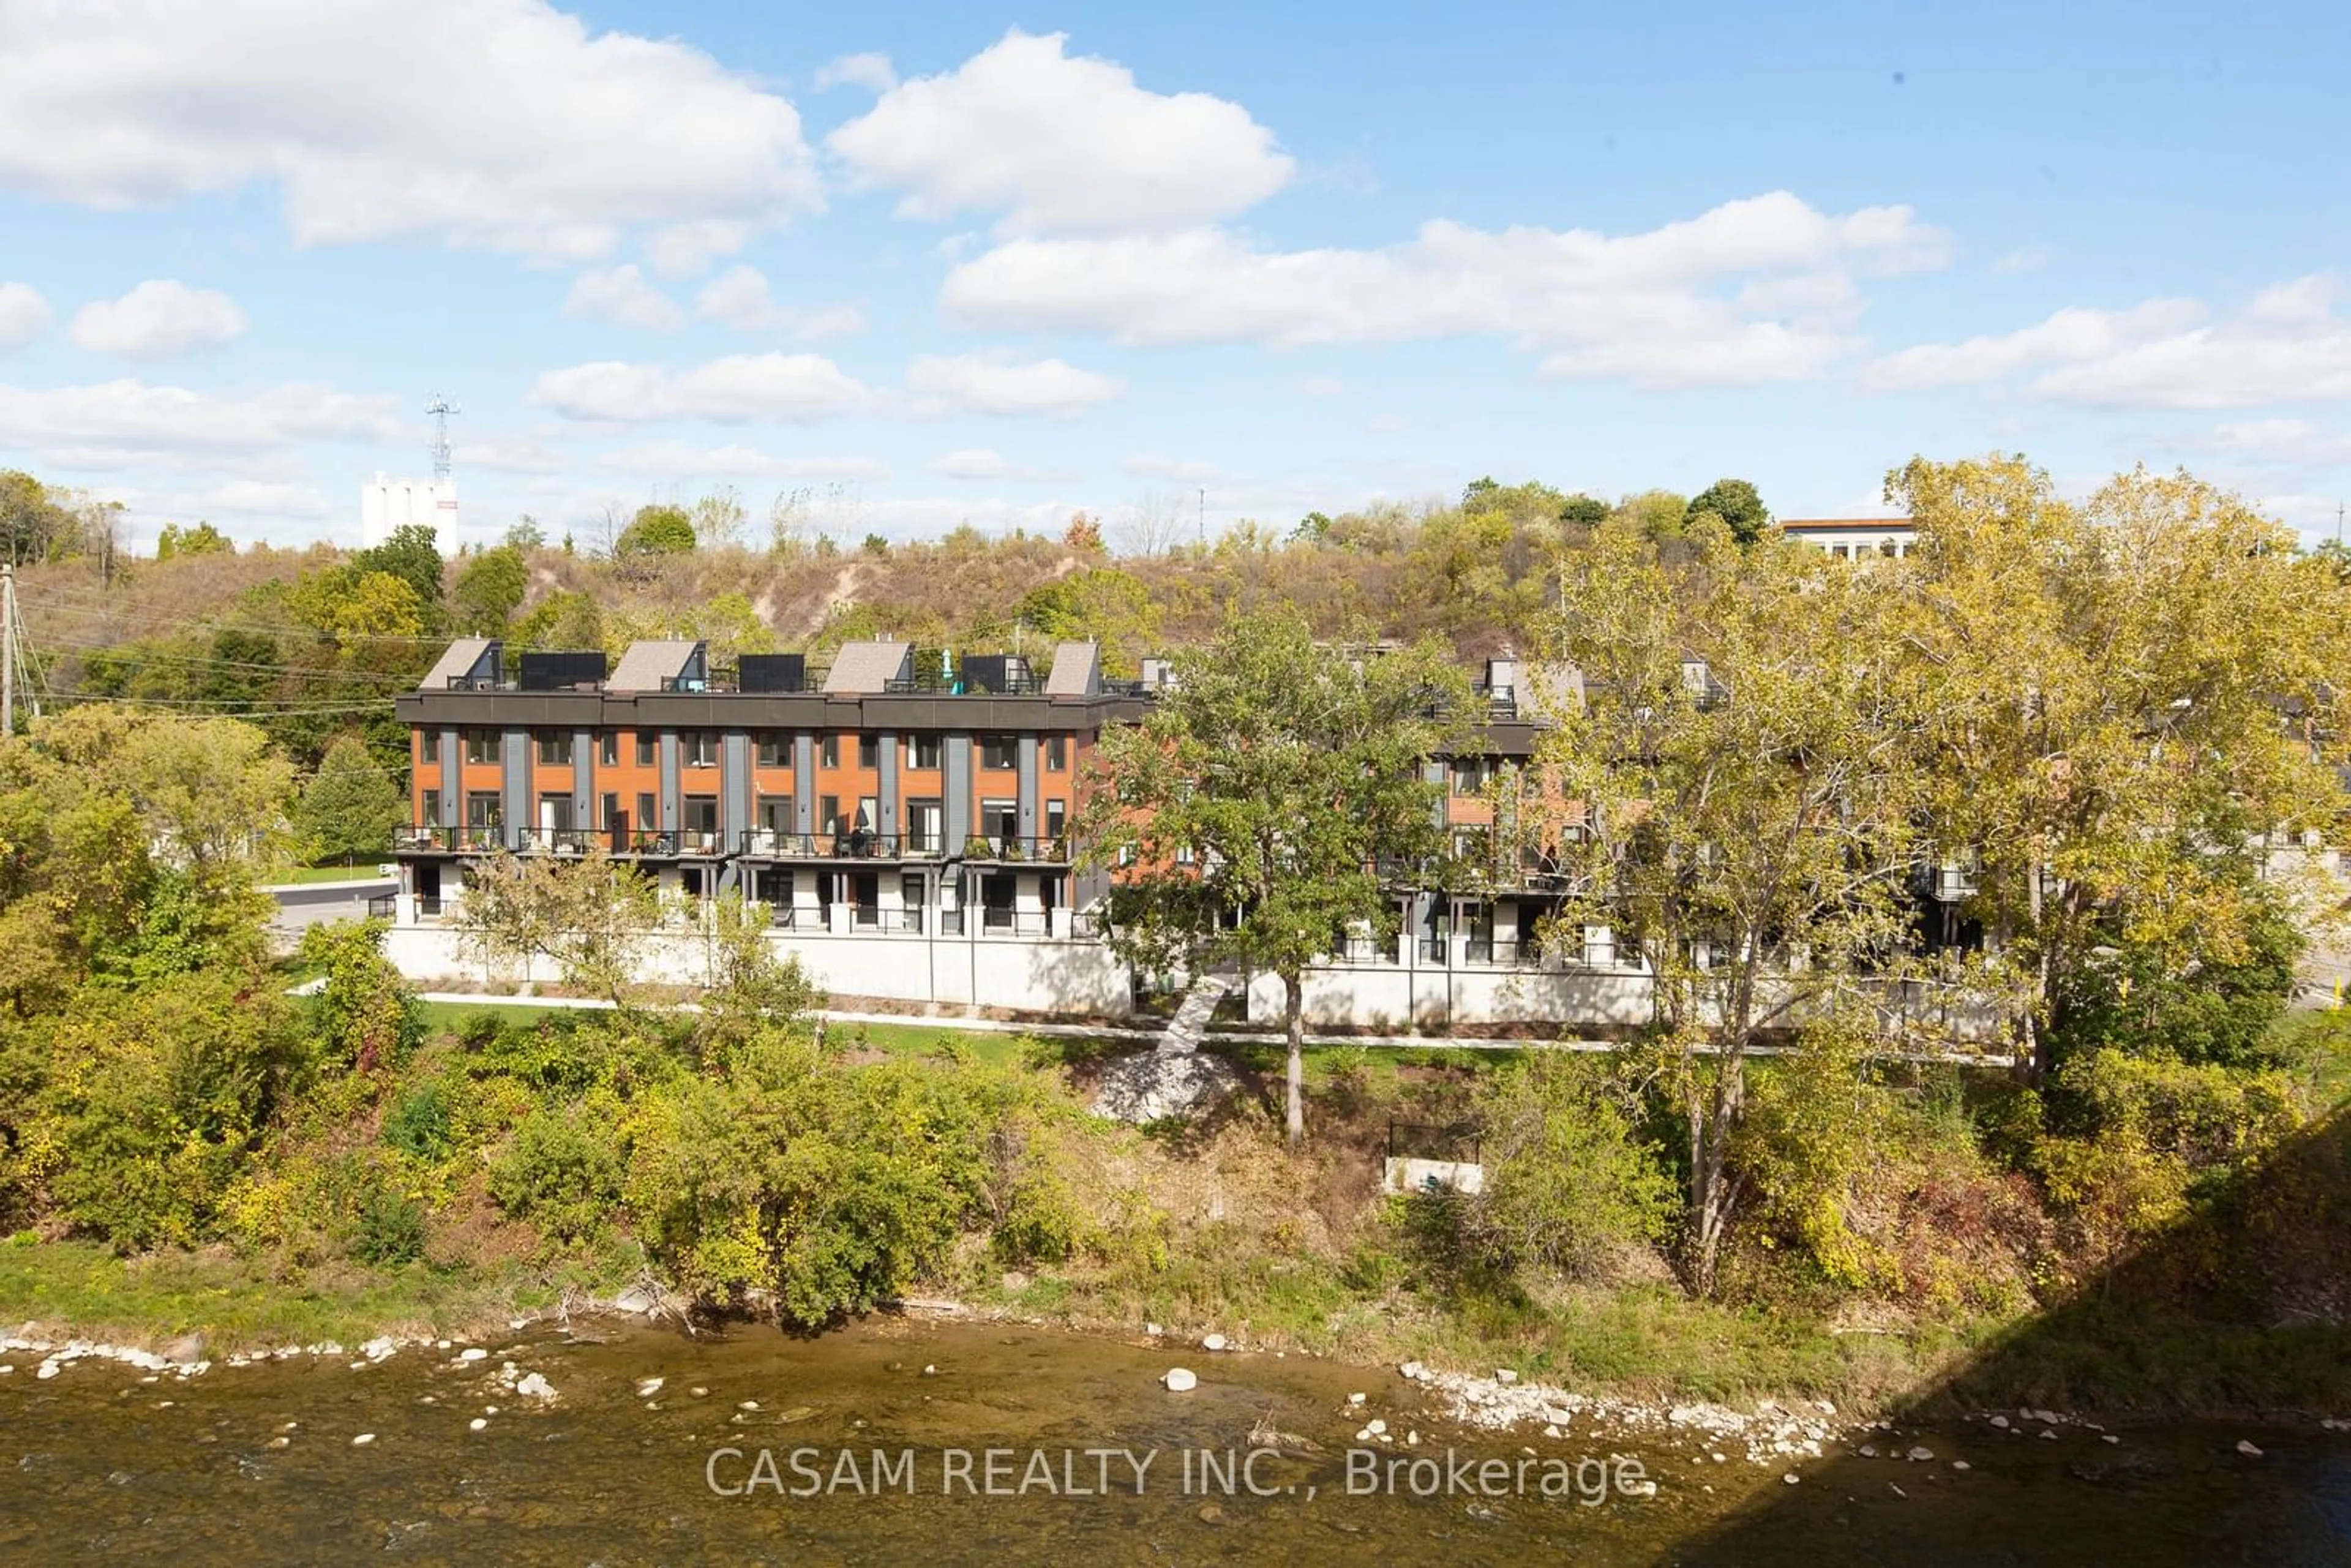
[2,1318,2345,1564]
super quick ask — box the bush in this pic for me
[1471,1052,1675,1278]
[353,1185,427,1266]
[487,1100,628,1248]
[381,1080,454,1163]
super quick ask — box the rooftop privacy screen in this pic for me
[517,651,608,691]
[739,653,809,693]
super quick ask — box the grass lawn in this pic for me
[416,999,574,1034]
[260,863,396,886]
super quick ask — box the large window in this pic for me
[420,730,440,765]
[599,732,618,767]
[635,733,656,767]
[858,734,878,770]
[821,735,841,768]
[907,797,942,853]
[681,730,718,767]
[980,735,1018,770]
[536,732,566,766]
[463,729,498,765]
[635,791,656,833]
[1046,735,1067,771]
[909,732,941,770]
[683,795,719,835]
[756,731,790,768]
[980,798,1018,846]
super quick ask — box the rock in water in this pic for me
[1163,1368,1198,1393]
[1201,1334,1228,1352]
[1090,1050,1242,1123]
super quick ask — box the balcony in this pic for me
[610,828,728,857]
[365,893,397,920]
[980,907,1049,936]
[394,825,506,854]
[514,828,597,855]
[738,830,948,861]
[959,834,1073,864]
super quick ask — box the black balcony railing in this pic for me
[738,830,947,860]
[365,893,397,921]
[608,828,727,857]
[959,835,1073,863]
[980,907,1049,936]
[417,895,445,918]
[883,673,1046,696]
[939,908,966,936]
[513,828,597,854]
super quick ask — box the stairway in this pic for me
[1156,973,1232,1056]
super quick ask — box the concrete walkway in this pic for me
[1155,973,1231,1056]
[397,989,2010,1064]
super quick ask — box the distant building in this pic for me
[1777,517,1916,559]
[362,472,458,548]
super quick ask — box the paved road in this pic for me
[263,879,396,936]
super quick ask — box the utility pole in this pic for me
[2,561,15,740]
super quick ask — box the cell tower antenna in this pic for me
[424,393,460,481]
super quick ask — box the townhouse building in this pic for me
[383,637,1970,1031]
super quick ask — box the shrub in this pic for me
[1472,1052,1675,1278]
[381,1080,454,1163]
[487,1099,628,1248]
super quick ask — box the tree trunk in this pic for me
[1284,971,1305,1149]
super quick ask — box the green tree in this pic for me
[451,544,529,636]
[455,848,662,1003]
[298,918,424,1074]
[1891,457,2349,1076]
[617,505,697,557]
[155,521,232,560]
[1082,610,1470,1146]
[1539,520,1927,1291]
[292,734,406,865]
[352,523,445,612]
[504,514,547,549]
[34,707,297,895]
[0,469,78,565]
[1474,1052,1676,1276]
[1684,478,1770,545]
[1558,493,1609,529]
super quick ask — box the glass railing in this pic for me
[737,830,947,860]
[959,835,1073,862]
[512,828,597,853]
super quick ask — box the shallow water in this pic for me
[1,1319,2345,1565]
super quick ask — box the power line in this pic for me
[19,593,460,647]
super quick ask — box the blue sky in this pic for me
[1,0,2346,550]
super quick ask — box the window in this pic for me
[599,732,618,767]
[1452,757,1491,794]
[683,796,719,835]
[980,798,1017,845]
[1046,735,1067,771]
[536,732,566,766]
[821,735,840,768]
[1045,798,1066,843]
[635,792,656,835]
[465,791,501,828]
[756,731,789,768]
[463,729,498,765]
[635,733,656,767]
[757,794,793,834]
[819,794,841,835]
[536,793,574,832]
[907,797,942,853]
[858,735,877,770]
[980,735,1017,770]
[681,730,718,767]
[599,792,618,830]
[909,732,941,770]
[420,730,440,765]
[899,872,926,932]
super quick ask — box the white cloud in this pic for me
[925,446,1072,481]
[452,438,570,474]
[563,264,685,330]
[827,31,1292,236]
[0,0,820,261]
[692,266,866,339]
[929,447,1013,478]
[0,282,50,350]
[940,192,1949,388]
[814,51,896,92]
[597,441,887,481]
[1125,454,1218,481]
[1989,246,2049,276]
[905,352,1125,417]
[1294,373,1345,397]
[177,479,332,519]
[2205,418,2351,466]
[1865,277,2351,408]
[0,377,400,470]
[642,220,753,279]
[70,279,248,358]
[529,353,871,422]
[1861,298,2205,391]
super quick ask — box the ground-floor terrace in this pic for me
[382,852,1990,1036]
